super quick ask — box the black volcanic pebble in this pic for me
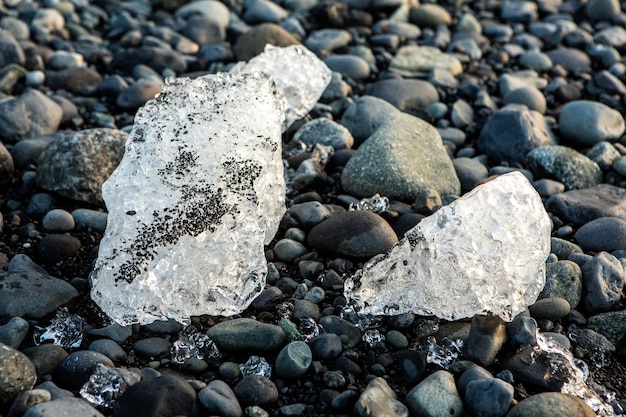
[53,351,114,391]
[114,375,198,417]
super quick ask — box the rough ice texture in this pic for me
[91,73,285,325]
[230,44,332,130]
[344,172,551,321]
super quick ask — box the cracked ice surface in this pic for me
[230,45,332,130]
[91,72,285,325]
[344,172,551,321]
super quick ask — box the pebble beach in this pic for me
[1,0,626,415]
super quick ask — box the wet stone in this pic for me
[0,316,29,349]
[22,397,105,417]
[405,371,463,417]
[465,378,514,417]
[113,375,198,417]
[526,146,603,190]
[466,315,507,367]
[546,184,626,225]
[574,217,626,252]
[53,350,114,391]
[559,100,625,147]
[529,297,571,321]
[132,337,172,358]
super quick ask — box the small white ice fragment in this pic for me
[34,307,83,349]
[349,194,390,213]
[344,172,551,321]
[423,336,464,369]
[171,326,220,364]
[79,364,140,408]
[363,329,385,348]
[240,355,272,378]
[299,316,322,341]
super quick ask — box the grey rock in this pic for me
[111,46,188,75]
[533,179,565,197]
[22,345,67,379]
[275,341,312,379]
[35,234,80,265]
[410,4,451,27]
[519,50,553,72]
[526,145,602,190]
[503,86,547,114]
[541,260,582,308]
[273,239,308,262]
[307,211,398,259]
[243,0,288,24]
[88,339,127,363]
[507,315,537,347]
[207,318,286,352]
[529,297,570,321]
[587,310,626,346]
[546,184,626,225]
[36,128,128,205]
[582,252,624,313]
[342,112,460,201]
[233,23,299,62]
[574,217,626,252]
[453,157,488,191]
[319,315,363,348]
[546,48,591,73]
[501,1,537,23]
[33,381,72,400]
[614,156,626,177]
[251,287,284,311]
[23,397,104,417]
[466,315,507,367]
[293,118,354,150]
[499,71,548,97]
[71,209,108,233]
[305,29,351,55]
[0,89,62,144]
[0,271,78,319]
[458,366,493,397]
[405,371,463,417]
[414,188,442,214]
[501,345,568,391]
[198,380,243,417]
[288,201,331,231]
[586,0,621,21]
[113,375,198,417]
[0,317,29,349]
[559,100,624,146]
[340,95,399,147]
[46,67,102,95]
[42,209,75,232]
[506,392,596,417]
[116,79,162,109]
[465,378,514,417]
[132,337,173,358]
[324,55,371,81]
[142,318,184,335]
[0,142,14,183]
[478,105,555,164]
[451,99,474,128]
[367,78,439,113]
[7,389,51,417]
[571,328,616,353]
[355,377,408,417]
[234,375,279,408]
[26,193,57,218]
[53,350,114,391]
[0,342,37,403]
[309,333,343,360]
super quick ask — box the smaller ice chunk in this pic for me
[171,326,220,364]
[363,329,385,348]
[230,45,332,130]
[79,364,140,408]
[34,308,83,348]
[349,194,390,213]
[240,356,272,378]
[344,172,551,321]
[298,316,322,341]
[423,336,464,369]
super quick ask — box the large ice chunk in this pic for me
[344,172,551,321]
[230,45,332,130]
[91,72,285,325]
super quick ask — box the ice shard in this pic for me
[91,72,286,325]
[344,172,551,321]
[230,44,332,130]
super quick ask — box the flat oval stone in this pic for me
[275,341,312,379]
[368,78,439,113]
[53,350,114,391]
[546,184,626,226]
[390,45,463,76]
[23,397,105,417]
[113,375,198,417]
[207,318,286,352]
[0,343,37,402]
[307,210,398,259]
[574,217,626,252]
[559,100,625,147]
[405,371,463,417]
[526,145,602,190]
[506,392,596,417]
[529,297,571,321]
[198,380,242,417]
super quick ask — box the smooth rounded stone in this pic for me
[132,337,173,359]
[546,48,591,73]
[175,0,230,26]
[0,271,78,319]
[22,345,67,378]
[304,286,325,303]
[614,156,626,176]
[304,29,351,55]
[293,118,354,150]
[35,234,81,265]
[478,105,555,165]
[529,297,571,320]
[503,86,547,114]
[586,0,620,20]
[251,286,284,311]
[35,381,73,400]
[7,254,47,275]
[234,375,278,408]
[319,315,363,348]
[275,341,312,379]
[367,78,439,113]
[53,350,114,391]
[0,142,13,183]
[466,315,507,367]
[42,209,75,232]
[342,112,460,200]
[458,366,493,397]
[321,72,351,103]
[0,29,24,67]
[116,79,162,109]
[27,193,58,218]
[542,332,571,350]
[110,46,187,75]
[572,327,616,353]
[559,101,624,147]
[45,67,101,95]
[453,157,488,191]
[405,371,463,417]
[340,95,398,147]
[323,55,370,81]
[501,0,537,22]
[31,8,65,31]
[533,179,565,198]
[48,51,83,70]
[587,309,626,346]
[0,89,62,144]
[198,380,242,417]
[540,260,582,308]
[508,315,537,346]
[393,350,426,384]
[519,50,553,72]
[526,145,602,191]
[234,23,299,61]
[385,330,408,349]
[505,392,596,417]
[574,217,626,252]
[581,252,624,313]
[273,239,308,262]
[0,17,29,41]
[546,184,626,226]
[243,0,288,24]
[390,45,463,76]
[502,344,572,391]
[7,389,51,417]
[588,69,626,95]
[22,397,104,417]
[450,99,473,129]
[71,209,107,233]
[354,377,408,417]
[0,343,37,403]
[294,299,321,321]
[142,318,184,336]
[465,378,514,417]
[410,4,451,28]
[0,317,29,348]
[207,318,286,352]
[308,333,343,360]
[88,339,127,363]
[184,15,225,45]
[114,375,197,417]
[307,211,398,259]
[427,102,449,120]
[36,129,128,205]
[97,75,129,98]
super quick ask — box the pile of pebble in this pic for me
[1,0,626,415]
